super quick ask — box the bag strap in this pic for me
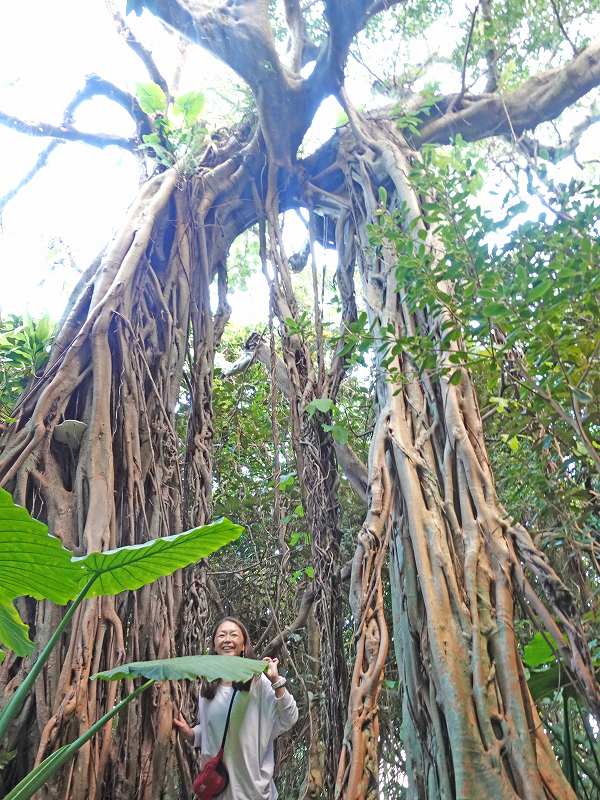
[219,688,238,751]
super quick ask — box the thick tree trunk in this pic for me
[331,116,596,798]
[1,170,186,799]
[0,140,250,798]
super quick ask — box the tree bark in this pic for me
[328,114,593,798]
[0,132,252,798]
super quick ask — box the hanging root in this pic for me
[0,145,251,797]
[336,409,392,800]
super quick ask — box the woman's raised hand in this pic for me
[263,656,280,684]
[173,714,194,741]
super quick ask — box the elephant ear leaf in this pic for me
[75,518,244,598]
[93,654,266,683]
[0,599,35,657]
[0,488,84,604]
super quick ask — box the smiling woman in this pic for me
[173,617,298,800]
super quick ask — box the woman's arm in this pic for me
[173,713,201,748]
[173,715,194,741]
[261,662,299,735]
[272,686,298,734]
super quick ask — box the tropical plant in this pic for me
[0,315,53,423]
[136,81,208,174]
[5,655,266,800]
[0,485,243,790]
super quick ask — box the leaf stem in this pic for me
[4,679,154,800]
[0,575,97,740]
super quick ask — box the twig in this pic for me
[0,74,149,212]
[459,5,479,101]
[550,0,578,57]
[108,2,169,94]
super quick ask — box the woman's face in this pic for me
[214,621,245,657]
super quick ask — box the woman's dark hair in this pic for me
[201,617,257,699]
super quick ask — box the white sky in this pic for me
[0,2,354,325]
[0,1,463,324]
[0,2,596,325]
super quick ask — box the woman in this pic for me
[174,617,298,799]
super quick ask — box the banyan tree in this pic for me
[1,1,600,798]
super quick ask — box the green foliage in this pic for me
[0,487,79,658]
[367,0,452,39]
[135,82,208,173]
[135,81,167,115]
[0,603,34,658]
[524,632,559,668]
[77,518,243,598]
[0,485,243,656]
[306,397,334,416]
[0,315,53,422]
[305,397,351,444]
[227,233,261,291]
[369,143,600,486]
[0,485,242,664]
[93,653,267,682]
[333,311,372,368]
[450,0,600,91]
[173,90,205,126]
[394,87,439,137]
[0,488,81,605]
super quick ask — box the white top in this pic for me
[192,674,298,800]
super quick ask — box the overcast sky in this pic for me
[0,2,594,325]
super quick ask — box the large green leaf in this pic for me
[93,654,266,683]
[528,664,570,702]
[523,631,558,668]
[135,81,167,115]
[76,518,243,597]
[173,90,205,126]
[0,488,83,604]
[0,600,34,656]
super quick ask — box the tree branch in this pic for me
[0,75,149,210]
[0,74,148,151]
[133,0,304,162]
[0,110,136,150]
[136,1,283,94]
[283,0,319,72]
[110,4,170,94]
[480,0,499,93]
[0,141,60,214]
[518,111,600,164]
[333,440,368,503]
[309,0,406,91]
[412,37,600,145]
[549,0,578,57]
[135,0,407,163]
[261,559,352,655]
[457,4,478,101]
